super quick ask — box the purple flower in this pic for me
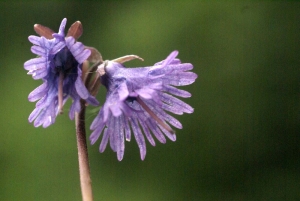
[90,51,197,160]
[24,18,98,128]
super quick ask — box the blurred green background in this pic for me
[0,1,299,201]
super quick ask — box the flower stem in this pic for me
[74,59,102,201]
[75,100,93,201]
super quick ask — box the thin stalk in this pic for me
[75,100,93,201]
[74,60,102,201]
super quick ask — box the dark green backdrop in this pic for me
[0,1,299,201]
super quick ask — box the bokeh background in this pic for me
[1,1,299,201]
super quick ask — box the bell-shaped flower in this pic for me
[24,18,98,127]
[90,51,197,160]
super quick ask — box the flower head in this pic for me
[24,18,98,128]
[90,51,197,160]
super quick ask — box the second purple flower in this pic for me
[90,51,197,160]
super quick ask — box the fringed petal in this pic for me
[31,46,46,56]
[28,107,41,123]
[30,68,48,80]
[90,109,103,130]
[75,76,89,99]
[100,115,113,153]
[90,120,105,145]
[116,116,125,161]
[28,35,41,46]
[147,118,166,144]
[138,117,155,146]
[131,118,146,160]
[162,85,191,98]
[24,57,47,70]
[123,115,131,141]
[50,41,65,54]
[28,82,48,102]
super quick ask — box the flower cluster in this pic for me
[25,18,197,160]
[24,18,98,127]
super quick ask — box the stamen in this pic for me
[58,71,64,114]
[136,97,174,134]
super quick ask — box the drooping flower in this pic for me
[24,18,99,128]
[90,51,197,160]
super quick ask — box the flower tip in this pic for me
[172,50,179,56]
[141,153,146,161]
[117,153,124,161]
[61,18,67,25]
[168,50,179,60]
[170,134,177,141]
[99,147,105,153]
[160,50,179,67]
[58,18,67,35]
[89,137,97,145]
